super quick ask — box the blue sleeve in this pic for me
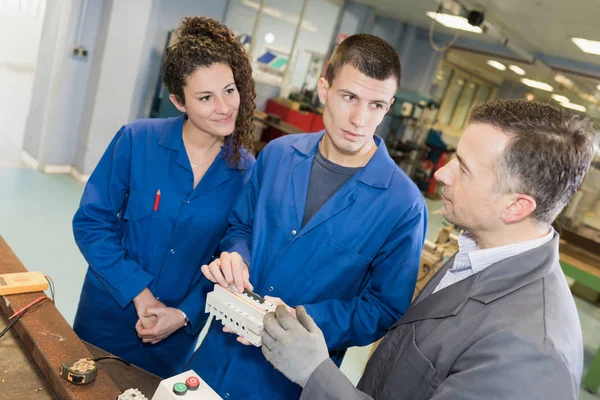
[303,201,427,350]
[72,126,154,309]
[177,275,213,335]
[219,149,263,266]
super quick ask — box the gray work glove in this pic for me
[261,305,329,387]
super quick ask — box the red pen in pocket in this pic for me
[153,189,161,211]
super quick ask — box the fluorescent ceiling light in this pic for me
[581,93,598,104]
[487,60,506,71]
[426,12,483,33]
[508,65,526,75]
[562,102,587,112]
[520,78,553,92]
[551,94,570,103]
[571,37,600,55]
[554,74,574,89]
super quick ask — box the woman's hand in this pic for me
[132,288,165,329]
[136,307,187,344]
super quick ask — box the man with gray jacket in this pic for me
[260,99,596,400]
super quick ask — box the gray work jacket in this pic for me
[301,233,583,400]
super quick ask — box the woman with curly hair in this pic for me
[71,16,256,377]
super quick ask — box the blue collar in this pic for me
[291,131,397,189]
[158,114,248,170]
[158,114,186,150]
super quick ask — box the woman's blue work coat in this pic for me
[186,132,427,399]
[72,115,254,378]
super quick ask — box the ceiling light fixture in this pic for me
[426,12,483,33]
[562,102,587,112]
[520,78,553,92]
[551,94,570,103]
[554,74,574,89]
[571,37,600,56]
[508,65,526,75]
[486,60,507,71]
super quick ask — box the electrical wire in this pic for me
[1,275,56,340]
[45,275,55,302]
[0,308,28,339]
[429,3,461,52]
[8,296,51,320]
[92,356,131,366]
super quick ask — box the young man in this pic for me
[185,35,427,399]
[261,99,595,400]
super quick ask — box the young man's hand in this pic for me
[201,251,252,293]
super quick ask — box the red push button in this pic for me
[186,376,200,391]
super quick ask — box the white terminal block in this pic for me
[119,388,148,400]
[205,284,276,346]
[152,370,221,399]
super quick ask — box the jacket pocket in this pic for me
[121,189,160,257]
[303,237,373,299]
[123,189,158,222]
[381,325,439,399]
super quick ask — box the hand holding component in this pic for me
[264,296,296,318]
[201,251,252,293]
[222,325,253,346]
[261,305,329,388]
[222,296,294,346]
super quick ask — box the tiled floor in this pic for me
[1,130,599,397]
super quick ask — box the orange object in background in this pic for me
[426,152,451,197]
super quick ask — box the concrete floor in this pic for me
[1,130,599,398]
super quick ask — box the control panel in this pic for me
[151,370,221,399]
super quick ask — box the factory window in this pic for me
[450,82,478,129]
[223,0,342,89]
[434,63,497,136]
[283,0,342,96]
[431,65,454,104]
[437,74,467,126]
[223,0,260,53]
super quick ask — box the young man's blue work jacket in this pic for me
[186,131,427,399]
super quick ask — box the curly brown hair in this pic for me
[162,16,255,168]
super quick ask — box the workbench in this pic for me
[559,240,600,394]
[0,236,161,399]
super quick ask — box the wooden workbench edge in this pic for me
[0,236,122,399]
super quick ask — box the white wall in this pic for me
[82,0,154,174]
[82,0,231,174]
[20,0,230,174]
[0,2,46,148]
[130,0,230,122]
